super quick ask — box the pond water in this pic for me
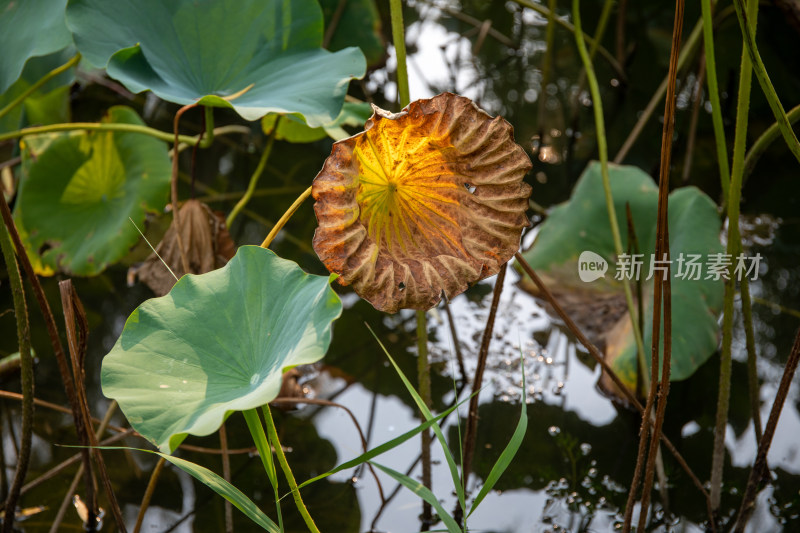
[2,1,800,532]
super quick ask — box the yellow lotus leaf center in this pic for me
[353,127,460,259]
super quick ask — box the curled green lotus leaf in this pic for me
[101,246,343,453]
[0,0,72,93]
[66,0,366,125]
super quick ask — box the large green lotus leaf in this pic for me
[65,0,367,126]
[101,246,343,454]
[14,106,171,276]
[519,162,723,396]
[0,0,72,93]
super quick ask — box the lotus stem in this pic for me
[635,0,684,524]
[733,0,800,164]
[219,424,233,533]
[734,328,800,531]
[0,121,197,145]
[389,0,410,109]
[743,102,800,181]
[262,406,320,533]
[711,0,758,511]
[416,309,433,526]
[133,457,166,533]
[52,401,119,533]
[572,0,648,394]
[0,213,33,533]
[461,263,506,493]
[514,252,717,528]
[740,273,762,443]
[199,105,215,149]
[701,0,731,206]
[228,125,278,228]
[0,53,81,121]
[259,185,312,249]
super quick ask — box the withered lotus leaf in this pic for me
[130,200,235,296]
[312,92,532,313]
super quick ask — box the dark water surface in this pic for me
[2,1,800,531]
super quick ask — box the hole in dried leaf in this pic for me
[464,183,477,194]
[398,282,406,291]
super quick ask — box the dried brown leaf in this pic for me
[312,93,532,313]
[130,199,235,296]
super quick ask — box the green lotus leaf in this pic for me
[518,162,724,398]
[65,0,367,126]
[14,106,171,276]
[101,246,343,454]
[0,0,72,93]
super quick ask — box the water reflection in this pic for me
[3,0,800,531]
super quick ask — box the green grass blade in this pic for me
[467,350,528,517]
[370,461,462,533]
[366,323,467,513]
[243,408,283,530]
[157,453,280,532]
[297,397,468,490]
[90,446,279,532]
[243,409,278,487]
